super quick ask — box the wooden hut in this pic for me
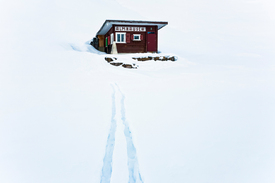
[92,20,168,54]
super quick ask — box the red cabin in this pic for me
[92,20,168,54]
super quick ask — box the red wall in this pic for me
[104,25,158,53]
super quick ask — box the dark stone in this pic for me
[122,64,137,69]
[110,62,123,66]
[169,56,177,61]
[136,57,151,61]
[105,57,113,62]
[154,57,160,61]
[161,56,168,61]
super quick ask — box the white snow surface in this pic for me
[1,0,275,183]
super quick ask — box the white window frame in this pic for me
[116,32,126,43]
[111,33,114,44]
[133,34,141,41]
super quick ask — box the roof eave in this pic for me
[96,20,168,36]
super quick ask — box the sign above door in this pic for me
[115,26,146,32]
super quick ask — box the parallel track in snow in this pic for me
[100,84,143,183]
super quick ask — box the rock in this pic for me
[154,56,160,61]
[105,57,113,62]
[169,56,177,61]
[161,56,168,61]
[106,55,177,69]
[136,57,151,61]
[122,64,137,69]
[110,62,123,66]
[132,56,177,62]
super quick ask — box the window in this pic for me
[116,32,126,43]
[133,34,141,41]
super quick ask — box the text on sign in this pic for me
[115,26,146,32]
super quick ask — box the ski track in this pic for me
[117,84,144,183]
[100,84,143,183]
[100,85,117,183]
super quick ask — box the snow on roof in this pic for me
[96,20,168,36]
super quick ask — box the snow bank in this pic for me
[0,0,274,183]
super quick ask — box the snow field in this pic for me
[1,0,275,182]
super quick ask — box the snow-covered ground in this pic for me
[1,0,275,183]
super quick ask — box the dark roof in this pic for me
[96,20,168,36]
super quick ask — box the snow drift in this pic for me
[0,0,275,183]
